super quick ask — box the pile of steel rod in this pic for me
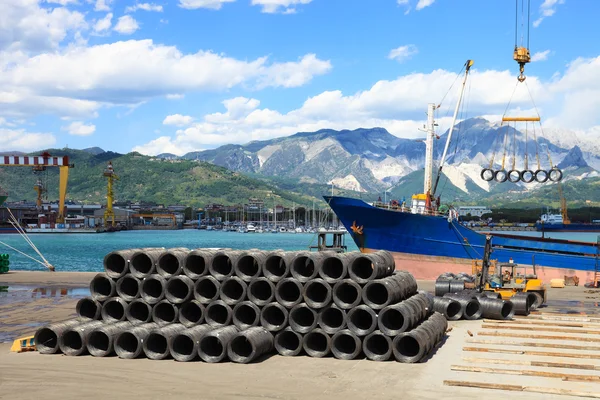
[35,248,448,363]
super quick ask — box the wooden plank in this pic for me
[466,339,600,351]
[462,357,600,371]
[482,324,600,334]
[484,319,600,328]
[463,346,600,359]
[451,365,600,381]
[444,380,600,399]
[517,315,600,323]
[478,331,600,343]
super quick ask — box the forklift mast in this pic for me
[476,235,493,292]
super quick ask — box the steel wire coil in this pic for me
[347,305,378,336]
[165,275,194,304]
[448,280,466,293]
[346,250,395,283]
[331,329,362,360]
[116,275,141,302]
[478,297,515,320]
[76,297,101,320]
[143,323,186,360]
[303,278,332,309]
[227,326,274,364]
[290,252,320,282]
[209,250,242,281]
[318,252,348,283]
[169,325,214,362]
[58,320,104,356]
[152,300,179,325]
[232,301,261,330]
[156,248,189,278]
[178,300,205,327]
[431,296,463,321]
[260,302,289,332]
[377,292,431,335]
[392,312,447,363]
[34,318,89,354]
[275,277,304,308]
[521,169,535,183]
[234,250,267,282]
[101,296,128,322]
[549,167,563,182]
[125,298,153,323]
[205,300,233,327]
[129,248,164,278]
[219,276,248,305]
[274,327,303,356]
[114,322,158,359]
[87,321,133,357]
[509,295,530,316]
[434,280,450,297]
[247,277,275,306]
[90,273,116,301]
[512,291,540,310]
[332,279,362,309]
[437,272,455,281]
[363,330,392,361]
[140,274,167,305]
[443,293,482,320]
[198,325,239,363]
[302,328,331,358]
[317,304,347,334]
[362,271,418,310]
[262,251,295,282]
[182,249,216,280]
[288,303,317,333]
[103,249,139,278]
[193,276,220,304]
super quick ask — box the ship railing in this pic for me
[372,201,444,217]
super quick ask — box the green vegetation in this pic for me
[0,149,334,208]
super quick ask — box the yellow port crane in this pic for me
[513,0,531,82]
[557,182,570,224]
[103,161,119,227]
[0,152,73,223]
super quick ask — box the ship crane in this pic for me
[0,152,73,223]
[103,161,119,227]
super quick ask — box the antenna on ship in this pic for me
[431,59,474,197]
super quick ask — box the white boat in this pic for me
[246,223,256,233]
[295,227,303,233]
[279,226,287,233]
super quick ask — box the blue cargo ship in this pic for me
[536,212,600,232]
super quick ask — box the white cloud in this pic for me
[251,0,312,14]
[62,121,96,136]
[114,16,140,34]
[415,0,435,11]
[531,50,551,62]
[166,94,185,100]
[0,40,331,107]
[163,114,194,126]
[533,0,564,28]
[46,0,79,4]
[125,3,164,12]
[0,0,87,53]
[95,0,114,11]
[94,13,113,33]
[388,45,418,63]
[134,56,600,155]
[0,128,56,152]
[178,0,236,10]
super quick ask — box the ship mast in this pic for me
[423,103,436,194]
[432,59,473,197]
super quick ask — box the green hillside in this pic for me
[0,149,333,207]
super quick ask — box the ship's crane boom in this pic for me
[0,153,74,223]
[513,0,532,82]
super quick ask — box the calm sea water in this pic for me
[0,229,598,273]
[0,230,359,273]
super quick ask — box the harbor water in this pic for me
[0,229,598,273]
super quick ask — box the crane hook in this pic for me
[513,46,530,83]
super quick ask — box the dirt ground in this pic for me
[1,271,600,400]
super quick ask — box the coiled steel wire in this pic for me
[59,320,105,356]
[275,277,304,308]
[362,271,418,310]
[262,251,295,282]
[193,276,220,304]
[103,249,139,278]
[443,293,482,320]
[89,273,116,301]
[114,322,158,359]
[288,303,317,333]
[260,302,289,332]
[219,276,248,305]
[303,278,332,309]
[143,323,186,360]
[274,327,303,356]
[392,312,447,363]
[87,321,133,357]
[431,296,463,321]
[232,301,261,330]
[377,292,431,335]
[290,252,320,282]
[318,252,348,283]
[234,250,267,282]
[140,274,167,305]
[317,304,347,334]
[509,295,530,316]
[363,330,392,361]
[227,326,274,364]
[478,297,515,320]
[209,250,242,281]
[205,300,233,327]
[346,251,395,284]
[347,305,378,336]
[156,248,189,278]
[331,329,362,360]
[152,300,179,325]
[247,277,275,306]
[198,325,239,363]
[165,275,194,304]
[125,298,153,323]
[302,328,331,358]
[332,279,362,309]
[169,325,214,362]
[178,300,205,327]
[182,249,216,280]
[76,297,101,320]
[116,275,141,302]
[130,248,164,278]
[101,297,128,322]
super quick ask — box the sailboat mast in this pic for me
[423,102,436,194]
[432,59,473,196]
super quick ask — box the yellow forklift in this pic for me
[473,235,547,306]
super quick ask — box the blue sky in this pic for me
[2,0,600,155]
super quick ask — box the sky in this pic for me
[2,0,600,156]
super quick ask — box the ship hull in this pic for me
[325,196,599,283]
[536,223,600,232]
